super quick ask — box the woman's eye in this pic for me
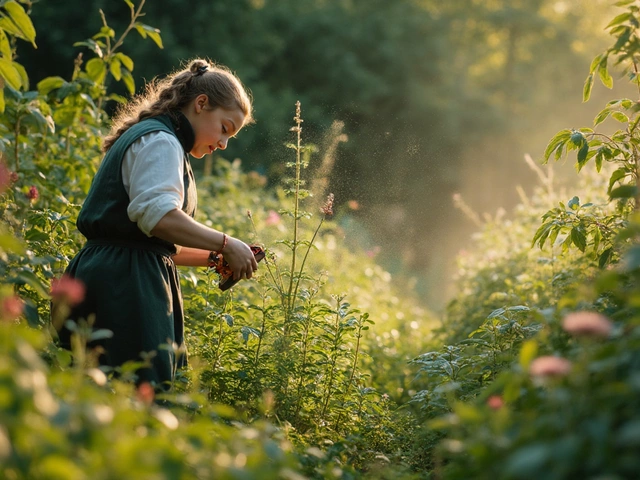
[222,125,227,134]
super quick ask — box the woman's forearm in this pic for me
[150,208,226,252]
[171,246,210,267]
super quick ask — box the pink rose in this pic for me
[27,185,39,200]
[487,395,504,410]
[530,356,572,378]
[562,311,613,338]
[2,295,24,320]
[136,382,155,406]
[51,275,86,306]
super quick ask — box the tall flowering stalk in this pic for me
[285,101,304,318]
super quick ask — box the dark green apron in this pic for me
[60,113,198,389]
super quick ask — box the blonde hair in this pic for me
[103,59,253,152]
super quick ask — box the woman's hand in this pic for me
[222,237,259,280]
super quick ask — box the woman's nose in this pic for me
[218,138,228,150]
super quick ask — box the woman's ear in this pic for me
[194,94,209,113]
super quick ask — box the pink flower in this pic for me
[51,275,86,306]
[1,295,24,320]
[321,193,334,217]
[348,200,360,210]
[27,185,39,200]
[529,356,572,378]
[0,161,10,194]
[136,382,155,406]
[562,311,613,338]
[265,210,281,226]
[487,395,504,410]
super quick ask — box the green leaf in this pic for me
[594,108,612,126]
[135,23,163,49]
[571,227,587,252]
[598,57,614,89]
[0,231,24,253]
[599,247,614,268]
[0,28,10,58]
[3,1,36,46]
[570,131,584,146]
[85,57,106,84]
[22,302,40,327]
[614,0,636,6]
[543,129,571,162]
[109,58,122,81]
[612,111,629,122]
[115,52,134,71]
[609,168,627,190]
[121,68,135,95]
[0,56,21,89]
[593,226,602,253]
[12,61,27,89]
[589,54,603,74]
[610,184,638,199]
[576,141,589,169]
[583,73,594,102]
[613,26,632,50]
[10,270,50,299]
[519,339,538,370]
[595,150,603,172]
[0,87,5,113]
[606,12,632,29]
[73,39,104,58]
[567,196,580,210]
[37,76,65,95]
[93,25,115,40]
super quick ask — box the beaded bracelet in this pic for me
[219,233,228,253]
[207,233,228,269]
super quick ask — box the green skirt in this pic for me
[59,238,186,388]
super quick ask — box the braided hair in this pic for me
[102,59,253,152]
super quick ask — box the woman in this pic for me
[59,59,259,389]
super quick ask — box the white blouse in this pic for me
[121,131,185,236]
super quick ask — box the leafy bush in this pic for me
[405,2,640,476]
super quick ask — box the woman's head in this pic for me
[103,59,253,152]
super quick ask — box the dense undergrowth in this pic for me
[2,0,640,479]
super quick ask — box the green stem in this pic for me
[291,217,324,310]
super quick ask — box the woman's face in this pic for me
[185,94,246,159]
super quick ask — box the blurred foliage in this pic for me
[403,2,640,475]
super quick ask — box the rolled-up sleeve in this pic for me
[122,131,185,237]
